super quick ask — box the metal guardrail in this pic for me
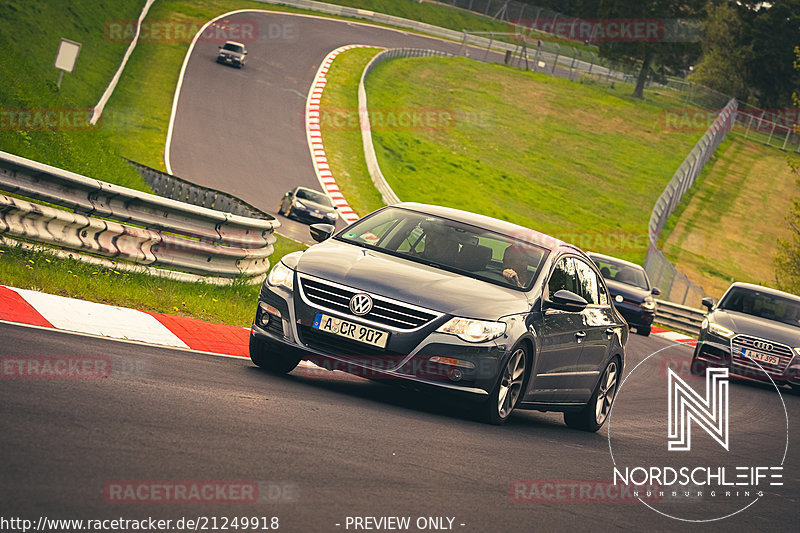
[358,48,456,206]
[0,151,279,280]
[125,158,270,220]
[644,98,738,308]
[655,300,705,337]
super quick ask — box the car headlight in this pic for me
[641,299,656,311]
[436,317,506,343]
[794,347,800,357]
[702,318,734,339]
[267,262,294,290]
[294,200,305,209]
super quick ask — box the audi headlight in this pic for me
[702,318,734,339]
[267,262,294,290]
[794,347,800,357]
[437,318,506,343]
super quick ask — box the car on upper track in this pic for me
[691,282,800,389]
[277,186,339,225]
[587,252,660,336]
[217,41,247,68]
[250,203,628,429]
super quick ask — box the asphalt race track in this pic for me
[3,10,798,533]
[167,11,486,242]
[1,321,798,531]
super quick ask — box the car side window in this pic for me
[574,258,602,305]
[548,257,579,298]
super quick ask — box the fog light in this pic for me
[448,368,463,382]
[258,302,280,328]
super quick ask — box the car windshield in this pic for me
[718,287,800,328]
[336,207,547,290]
[223,43,243,53]
[590,255,649,290]
[296,188,333,207]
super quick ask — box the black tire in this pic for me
[475,344,528,425]
[564,356,620,432]
[637,325,651,336]
[249,336,300,374]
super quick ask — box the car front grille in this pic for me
[730,335,794,376]
[297,275,440,331]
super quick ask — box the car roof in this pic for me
[394,202,578,253]
[586,251,645,270]
[224,41,246,47]
[724,282,800,302]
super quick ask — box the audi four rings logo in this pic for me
[349,293,373,316]
[753,340,774,351]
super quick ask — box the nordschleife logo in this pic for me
[667,367,729,452]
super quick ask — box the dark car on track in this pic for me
[278,186,339,225]
[587,252,660,336]
[691,282,800,389]
[250,203,628,429]
[217,41,247,68]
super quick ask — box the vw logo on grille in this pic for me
[349,293,373,316]
[753,340,774,352]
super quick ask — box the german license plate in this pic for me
[742,348,780,366]
[313,313,388,349]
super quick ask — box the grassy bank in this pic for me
[661,138,796,297]
[362,57,704,264]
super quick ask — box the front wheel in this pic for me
[475,345,528,425]
[249,336,300,374]
[564,356,619,432]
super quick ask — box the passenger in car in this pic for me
[420,224,459,265]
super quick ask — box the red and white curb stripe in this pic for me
[0,286,251,358]
[306,45,381,225]
[651,325,697,347]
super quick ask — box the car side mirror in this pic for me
[218,45,222,49]
[244,51,248,54]
[309,223,335,243]
[651,287,661,296]
[546,290,588,312]
[701,297,716,311]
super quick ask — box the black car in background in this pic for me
[692,282,800,389]
[217,41,247,68]
[278,186,339,225]
[587,252,660,336]
[250,203,628,429]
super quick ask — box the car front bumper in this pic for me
[693,332,800,385]
[249,283,516,397]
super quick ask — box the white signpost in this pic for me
[54,38,81,88]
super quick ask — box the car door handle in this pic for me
[605,327,615,336]
[575,331,586,339]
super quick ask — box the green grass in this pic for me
[362,57,706,264]
[0,0,149,191]
[319,47,386,216]
[660,137,797,298]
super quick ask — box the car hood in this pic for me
[605,279,651,303]
[295,240,530,319]
[709,310,800,347]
